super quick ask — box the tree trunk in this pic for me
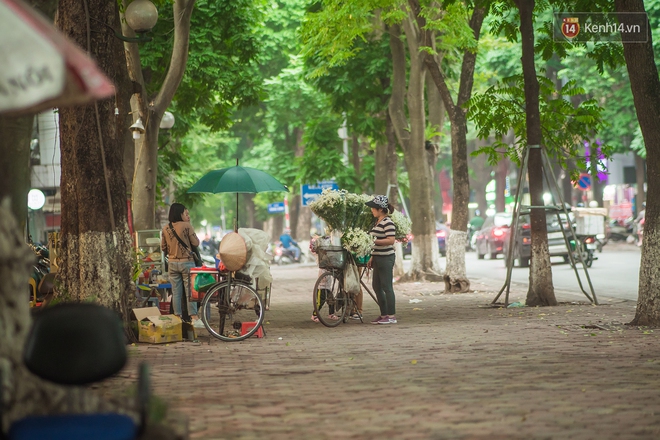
[615,0,660,325]
[495,158,508,213]
[57,0,135,314]
[296,205,312,242]
[389,18,442,281]
[634,152,646,213]
[129,0,196,231]
[426,74,445,222]
[0,116,32,233]
[517,0,557,306]
[423,4,487,292]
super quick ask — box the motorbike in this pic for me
[273,243,299,265]
[28,240,55,307]
[608,218,634,242]
[569,235,599,268]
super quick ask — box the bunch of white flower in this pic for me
[341,227,375,258]
[309,189,348,231]
[390,210,412,241]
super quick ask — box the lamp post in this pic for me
[116,0,158,43]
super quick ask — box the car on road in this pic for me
[403,222,449,257]
[502,212,573,267]
[474,212,512,260]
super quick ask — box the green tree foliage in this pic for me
[139,0,264,132]
[468,75,609,180]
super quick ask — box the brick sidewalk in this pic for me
[103,264,660,439]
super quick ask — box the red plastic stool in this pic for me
[240,322,264,338]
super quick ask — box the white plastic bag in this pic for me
[343,260,361,295]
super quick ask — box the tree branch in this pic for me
[153,0,196,115]
[457,4,488,107]
[387,23,410,153]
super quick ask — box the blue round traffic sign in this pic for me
[576,174,591,191]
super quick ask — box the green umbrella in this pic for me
[188,161,288,230]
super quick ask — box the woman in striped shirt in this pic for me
[366,195,397,324]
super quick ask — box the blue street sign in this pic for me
[577,174,591,191]
[267,202,285,214]
[301,180,339,207]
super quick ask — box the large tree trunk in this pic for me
[615,0,660,325]
[129,0,196,231]
[424,4,487,292]
[57,0,135,314]
[389,18,442,281]
[426,74,445,222]
[517,0,556,306]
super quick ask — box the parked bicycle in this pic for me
[199,271,265,341]
[312,246,378,328]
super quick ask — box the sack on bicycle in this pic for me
[343,260,361,295]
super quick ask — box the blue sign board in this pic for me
[267,202,285,214]
[301,180,339,207]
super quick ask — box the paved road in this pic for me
[406,242,642,302]
[100,260,660,440]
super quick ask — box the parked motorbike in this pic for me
[28,240,55,307]
[608,218,634,242]
[569,235,599,268]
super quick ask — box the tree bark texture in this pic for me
[389,17,442,281]
[56,0,135,315]
[635,152,646,213]
[0,116,32,233]
[615,0,660,325]
[424,4,487,292]
[426,74,444,223]
[130,0,196,231]
[515,0,557,307]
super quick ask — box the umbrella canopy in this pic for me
[187,164,288,231]
[188,166,288,194]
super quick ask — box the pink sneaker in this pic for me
[376,316,392,325]
[371,316,384,324]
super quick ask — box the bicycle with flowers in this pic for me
[309,189,411,327]
[311,231,378,327]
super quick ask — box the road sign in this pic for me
[576,174,591,191]
[301,180,339,207]
[267,202,285,214]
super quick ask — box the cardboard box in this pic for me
[131,307,182,344]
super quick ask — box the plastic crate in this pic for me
[240,322,264,338]
[317,246,346,269]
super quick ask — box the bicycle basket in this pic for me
[317,245,346,270]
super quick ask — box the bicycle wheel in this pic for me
[200,281,264,342]
[312,271,347,327]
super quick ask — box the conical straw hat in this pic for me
[218,232,248,271]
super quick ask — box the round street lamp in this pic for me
[160,111,175,130]
[125,0,159,34]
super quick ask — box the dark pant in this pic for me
[372,254,396,316]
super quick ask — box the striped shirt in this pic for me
[370,216,396,256]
